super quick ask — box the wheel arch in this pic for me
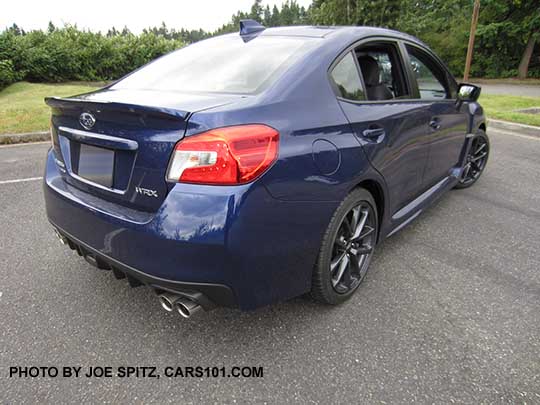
[479,122,486,132]
[351,179,385,241]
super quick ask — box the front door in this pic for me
[403,44,468,187]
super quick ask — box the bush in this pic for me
[0,25,185,84]
[0,59,22,89]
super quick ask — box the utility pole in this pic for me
[463,0,481,81]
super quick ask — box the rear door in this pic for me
[332,39,432,216]
[402,44,468,187]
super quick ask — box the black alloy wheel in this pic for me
[330,203,376,294]
[312,188,378,304]
[455,130,490,189]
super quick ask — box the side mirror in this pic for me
[457,83,481,102]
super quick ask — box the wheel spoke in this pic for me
[351,209,369,240]
[348,206,361,238]
[342,263,353,286]
[332,254,350,287]
[355,225,374,241]
[342,216,353,238]
[330,251,347,273]
[462,163,471,180]
[471,152,487,162]
[475,142,486,155]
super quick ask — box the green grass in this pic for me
[1,82,540,134]
[480,94,540,127]
[0,82,102,134]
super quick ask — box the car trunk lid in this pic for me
[46,88,243,211]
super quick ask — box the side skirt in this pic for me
[386,172,460,238]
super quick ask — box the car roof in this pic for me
[259,25,427,48]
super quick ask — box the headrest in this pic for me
[358,56,381,87]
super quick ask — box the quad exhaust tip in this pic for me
[176,298,203,319]
[157,293,202,318]
[158,292,179,312]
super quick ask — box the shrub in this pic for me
[0,59,22,89]
[0,26,185,84]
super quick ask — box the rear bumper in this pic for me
[44,149,339,310]
[52,225,234,309]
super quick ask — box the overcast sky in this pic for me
[1,0,313,33]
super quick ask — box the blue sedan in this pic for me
[44,21,489,317]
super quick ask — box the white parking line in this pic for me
[0,141,49,149]
[0,176,43,185]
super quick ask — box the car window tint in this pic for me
[112,35,318,95]
[406,47,448,99]
[330,52,365,101]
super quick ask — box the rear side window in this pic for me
[330,52,365,101]
[406,45,452,99]
[355,42,410,100]
[112,35,317,95]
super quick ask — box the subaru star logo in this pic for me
[79,112,96,130]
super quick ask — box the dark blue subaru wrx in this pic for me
[44,21,489,317]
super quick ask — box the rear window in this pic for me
[112,35,317,95]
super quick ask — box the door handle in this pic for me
[429,119,441,130]
[362,128,386,139]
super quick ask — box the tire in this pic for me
[311,188,378,305]
[454,129,490,189]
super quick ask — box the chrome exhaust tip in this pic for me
[176,298,202,319]
[158,293,181,312]
[53,228,67,245]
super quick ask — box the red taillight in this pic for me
[166,124,279,185]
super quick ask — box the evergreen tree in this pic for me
[249,0,264,22]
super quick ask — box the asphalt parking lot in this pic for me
[1,128,539,403]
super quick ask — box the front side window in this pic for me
[330,52,365,101]
[355,43,409,101]
[406,46,450,99]
[112,35,317,95]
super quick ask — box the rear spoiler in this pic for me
[45,96,189,122]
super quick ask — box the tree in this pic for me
[476,0,540,78]
[518,32,538,78]
[249,0,264,22]
[107,27,118,37]
[516,2,540,79]
[263,5,272,26]
[8,23,24,36]
[270,5,281,26]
